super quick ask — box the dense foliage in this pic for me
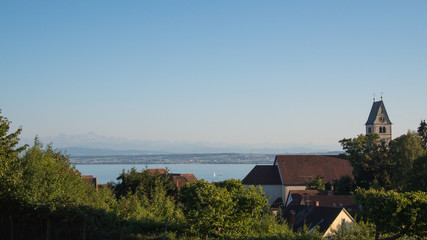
[354,188,427,240]
[340,129,427,192]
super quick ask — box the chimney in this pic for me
[288,210,296,226]
[315,201,319,207]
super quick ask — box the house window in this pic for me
[379,127,383,133]
[383,127,386,133]
[368,127,372,133]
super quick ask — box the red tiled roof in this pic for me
[242,165,282,185]
[145,168,168,175]
[287,190,328,205]
[81,175,97,186]
[143,169,198,187]
[169,173,198,187]
[274,155,353,185]
[287,190,357,210]
[301,195,358,210]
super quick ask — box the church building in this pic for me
[365,97,392,141]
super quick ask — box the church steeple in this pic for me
[365,99,392,140]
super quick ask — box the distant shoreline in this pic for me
[70,153,276,164]
[70,152,343,164]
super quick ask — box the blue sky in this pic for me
[1,1,426,150]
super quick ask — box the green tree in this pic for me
[114,167,175,199]
[389,131,426,190]
[353,188,427,240]
[333,176,356,195]
[306,176,326,190]
[216,179,270,234]
[179,179,296,239]
[418,120,427,149]
[18,138,116,211]
[179,180,233,237]
[339,134,393,189]
[330,221,375,240]
[406,155,427,192]
[0,111,28,207]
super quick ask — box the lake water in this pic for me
[75,164,257,184]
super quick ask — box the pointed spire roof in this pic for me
[365,100,391,125]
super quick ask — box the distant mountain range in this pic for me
[22,132,342,157]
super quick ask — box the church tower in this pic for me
[365,97,392,140]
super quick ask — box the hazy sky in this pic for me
[1,1,426,150]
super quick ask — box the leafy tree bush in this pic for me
[340,134,393,190]
[406,154,427,192]
[353,188,427,240]
[179,179,297,239]
[333,176,356,195]
[389,131,426,190]
[418,120,427,149]
[0,111,27,208]
[306,176,326,190]
[330,221,375,240]
[114,167,175,198]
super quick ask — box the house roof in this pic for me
[283,205,350,233]
[82,175,97,185]
[145,168,168,175]
[274,155,353,185]
[301,195,358,210]
[365,100,392,125]
[144,169,197,187]
[169,173,198,187]
[287,191,358,210]
[286,190,329,206]
[242,165,282,185]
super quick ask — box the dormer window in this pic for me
[368,127,372,133]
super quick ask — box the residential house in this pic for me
[169,173,198,188]
[242,155,353,206]
[286,190,358,211]
[241,165,282,204]
[82,175,98,191]
[283,205,355,237]
[146,168,198,188]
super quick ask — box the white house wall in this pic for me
[245,185,282,205]
[323,209,355,237]
[284,185,306,204]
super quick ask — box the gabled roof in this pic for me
[144,169,197,187]
[169,173,198,187]
[274,155,353,185]
[242,165,282,185]
[365,100,392,125]
[145,168,168,175]
[283,205,352,233]
[81,175,98,190]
